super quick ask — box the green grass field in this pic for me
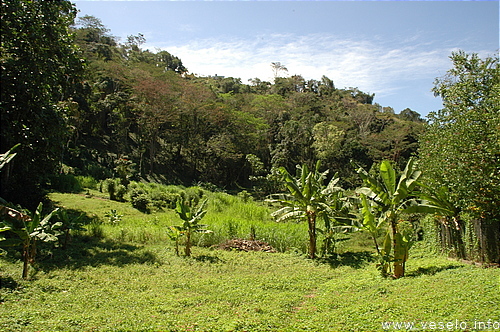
[1,191,499,331]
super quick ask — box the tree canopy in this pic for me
[419,50,499,263]
[2,8,425,205]
[0,0,85,208]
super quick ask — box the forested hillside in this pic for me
[1,10,425,207]
[1,1,498,265]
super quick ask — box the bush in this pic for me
[101,178,116,200]
[150,191,179,209]
[181,186,205,206]
[75,175,98,190]
[101,178,126,201]
[131,194,151,213]
[115,184,127,202]
[420,214,441,255]
[47,174,82,193]
[129,188,147,199]
[237,190,253,203]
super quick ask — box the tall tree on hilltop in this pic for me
[271,62,288,80]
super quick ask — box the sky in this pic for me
[73,1,499,117]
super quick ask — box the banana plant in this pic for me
[0,145,20,239]
[269,162,328,259]
[1,202,60,279]
[270,161,353,259]
[173,198,211,257]
[359,193,385,255]
[0,144,19,171]
[356,158,424,278]
[0,145,19,255]
[319,179,357,257]
[166,226,183,256]
[0,205,15,251]
[55,209,87,249]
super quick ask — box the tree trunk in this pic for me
[472,217,500,263]
[22,243,30,280]
[307,211,316,259]
[439,217,466,259]
[22,240,36,280]
[391,216,404,278]
[174,239,179,256]
[185,230,191,257]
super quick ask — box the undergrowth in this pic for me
[0,189,498,331]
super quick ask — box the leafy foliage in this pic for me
[270,162,354,259]
[104,209,123,224]
[419,51,500,263]
[0,0,85,208]
[171,198,212,257]
[0,203,60,279]
[356,158,442,278]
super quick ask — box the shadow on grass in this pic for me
[406,264,462,277]
[319,251,375,269]
[192,255,225,263]
[37,235,159,272]
[0,276,19,291]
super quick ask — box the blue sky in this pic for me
[73,1,499,117]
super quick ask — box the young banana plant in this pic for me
[174,198,212,257]
[356,158,424,278]
[55,209,86,249]
[166,225,183,256]
[1,202,60,279]
[270,161,353,259]
[269,162,329,259]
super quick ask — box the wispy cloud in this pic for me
[147,33,457,98]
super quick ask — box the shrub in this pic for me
[181,186,205,206]
[150,191,179,209]
[131,194,151,213]
[129,188,147,199]
[101,178,126,201]
[104,209,123,223]
[115,184,127,202]
[237,190,253,203]
[47,174,82,193]
[75,175,98,190]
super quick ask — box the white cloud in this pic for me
[147,33,455,98]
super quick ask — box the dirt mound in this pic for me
[217,239,277,253]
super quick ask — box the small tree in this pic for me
[55,209,86,249]
[171,198,211,257]
[166,226,183,256]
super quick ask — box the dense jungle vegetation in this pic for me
[1,1,499,330]
[1,10,429,200]
[0,1,500,262]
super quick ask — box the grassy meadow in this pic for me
[1,189,499,331]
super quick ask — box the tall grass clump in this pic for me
[195,191,308,252]
[49,186,312,254]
